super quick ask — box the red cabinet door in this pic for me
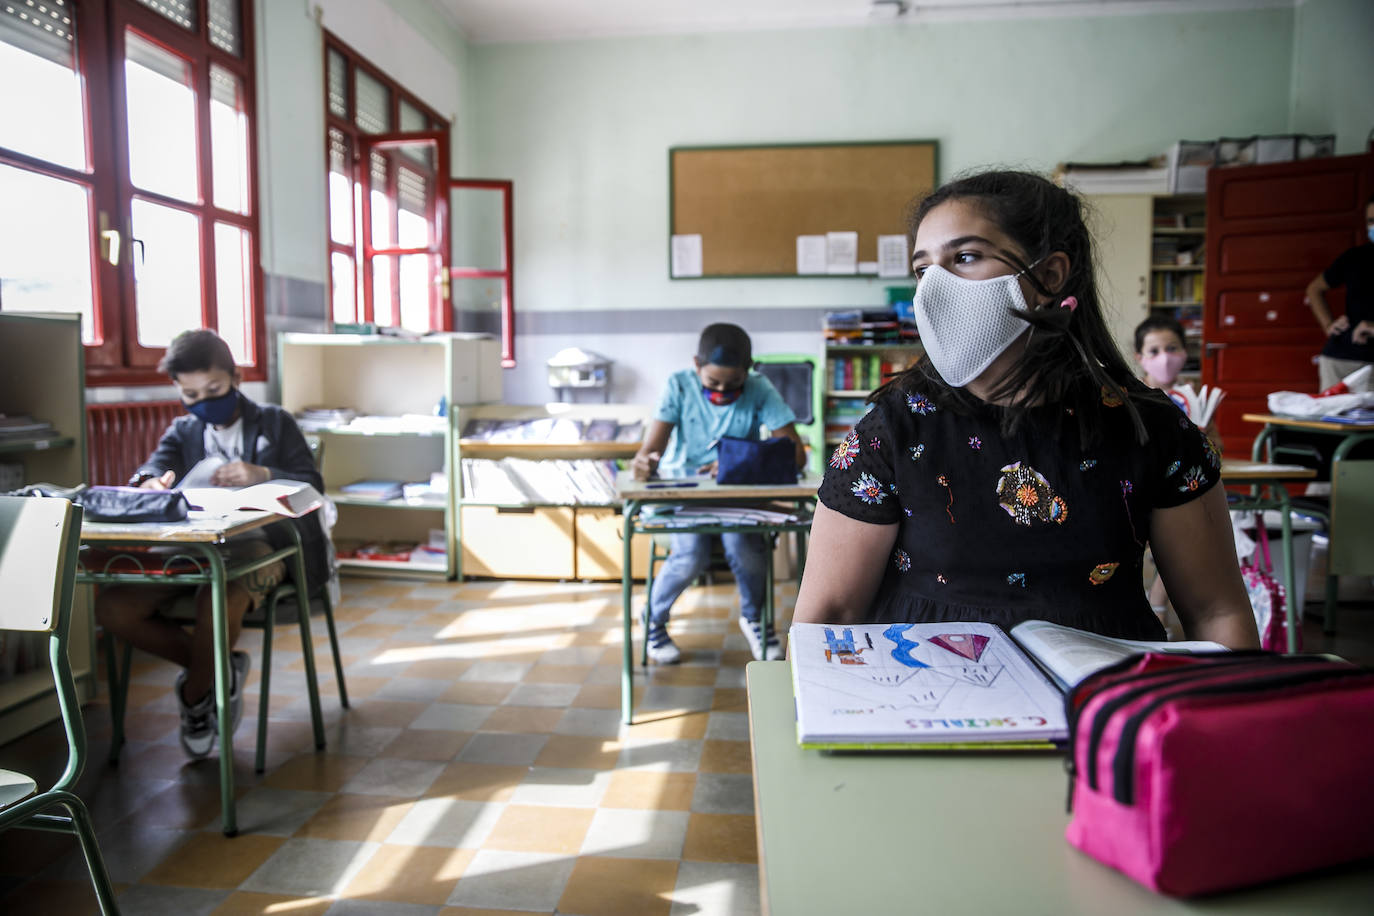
[1203,153,1374,456]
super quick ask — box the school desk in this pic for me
[745,661,1374,915]
[77,509,324,837]
[1244,413,1374,637]
[1219,458,1316,653]
[617,475,817,724]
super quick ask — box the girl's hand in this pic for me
[211,461,269,487]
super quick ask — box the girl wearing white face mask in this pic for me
[792,170,1258,650]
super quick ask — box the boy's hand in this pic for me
[631,451,660,481]
[1353,320,1374,345]
[211,461,270,487]
[1328,314,1350,336]
[696,461,718,477]
[140,470,177,490]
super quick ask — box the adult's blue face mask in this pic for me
[186,389,240,426]
[1367,226,1374,245]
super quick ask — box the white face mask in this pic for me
[913,263,1037,388]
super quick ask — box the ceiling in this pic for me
[435,0,1286,44]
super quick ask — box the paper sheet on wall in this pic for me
[877,234,910,278]
[825,231,858,275]
[796,235,827,275]
[670,234,703,277]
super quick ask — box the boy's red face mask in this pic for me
[697,361,748,406]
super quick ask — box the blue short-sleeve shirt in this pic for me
[654,368,797,476]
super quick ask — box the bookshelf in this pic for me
[278,332,500,580]
[455,403,651,580]
[823,344,923,445]
[0,313,96,744]
[1089,193,1206,380]
[1149,195,1206,381]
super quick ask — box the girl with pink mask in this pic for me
[1134,316,1188,390]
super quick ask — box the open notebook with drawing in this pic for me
[788,620,1224,750]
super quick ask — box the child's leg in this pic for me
[182,580,256,703]
[647,533,713,628]
[95,584,193,668]
[720,532,770,622]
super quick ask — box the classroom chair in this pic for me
[0,496,120,915]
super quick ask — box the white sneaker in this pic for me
[229,650,251,735]
[647,629,683,665]
[175,673,217,759]
[739,616,783,661]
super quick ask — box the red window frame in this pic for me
[323,31,449,331]
[0,0,264,386]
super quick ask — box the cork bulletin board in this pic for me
[669,140,938,278]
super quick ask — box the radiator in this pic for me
[85,400,183,486]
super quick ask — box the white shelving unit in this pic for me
[822,344,922,445]
[278,332,500,579]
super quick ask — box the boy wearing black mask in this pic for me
[96,329,327,759]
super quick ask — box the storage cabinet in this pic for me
[456,403,651,580]
[278,332,500,579]
[0,313,95,744]
[822,344,922,447]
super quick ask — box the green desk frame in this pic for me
[618,478,817,725]
[78,513,325,837]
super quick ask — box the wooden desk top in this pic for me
[1219,459,1317,482]
[746,662,1374,914]
[1242,413,1374,433]
[617,473,820,502]
[80,510,278,544]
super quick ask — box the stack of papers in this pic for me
[638,506,805,529]
[460,458,619,504]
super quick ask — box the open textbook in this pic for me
[181,479,325,518]
[788,620,1224,749]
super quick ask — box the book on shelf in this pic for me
[181,479,325,518]
[339,479,406,500]
[0,414,59,440]
[789,620,1224,749]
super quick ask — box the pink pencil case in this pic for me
[1064,651,1374,896]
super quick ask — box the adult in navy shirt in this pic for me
[1307,195,1374,390]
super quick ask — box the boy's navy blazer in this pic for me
[134,398,331,593]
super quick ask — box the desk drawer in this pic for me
[460,505,575,579]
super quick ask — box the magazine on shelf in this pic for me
[181,479,325,518]
[789,620,1225,749]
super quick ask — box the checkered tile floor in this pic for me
[0,576,792,915]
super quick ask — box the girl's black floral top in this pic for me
[817,379,1222,639]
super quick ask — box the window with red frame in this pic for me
[0,0,261,384]
[324,33,451,333]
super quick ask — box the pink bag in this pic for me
[1064,652,1374,896]
[1241,522,1297,653]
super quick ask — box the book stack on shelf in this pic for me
[1150,196,1207,375]
[460,458,618,505]
[823,307,918,347]
[0,414,60,445]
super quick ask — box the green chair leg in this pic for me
[318,588,349,709]
[255,592,277,774]
[60,792,120,915]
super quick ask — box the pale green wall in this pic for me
[254,0,469,288]
[467,8,1297,313]
[1290,0,1374,155]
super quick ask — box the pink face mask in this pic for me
[1142,351,1186,386]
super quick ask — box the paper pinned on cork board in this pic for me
[825,231,858,275]
[877,234,910,278]
[796,235,827,275]
[670,234,703,277]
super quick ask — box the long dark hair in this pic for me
[876,169,1147,446]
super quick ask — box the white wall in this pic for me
[1289,0,1374,154]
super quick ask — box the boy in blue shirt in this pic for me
[631,323,805,663]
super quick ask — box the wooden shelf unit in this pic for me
[455,403,652,580]
[0,313,95,745]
